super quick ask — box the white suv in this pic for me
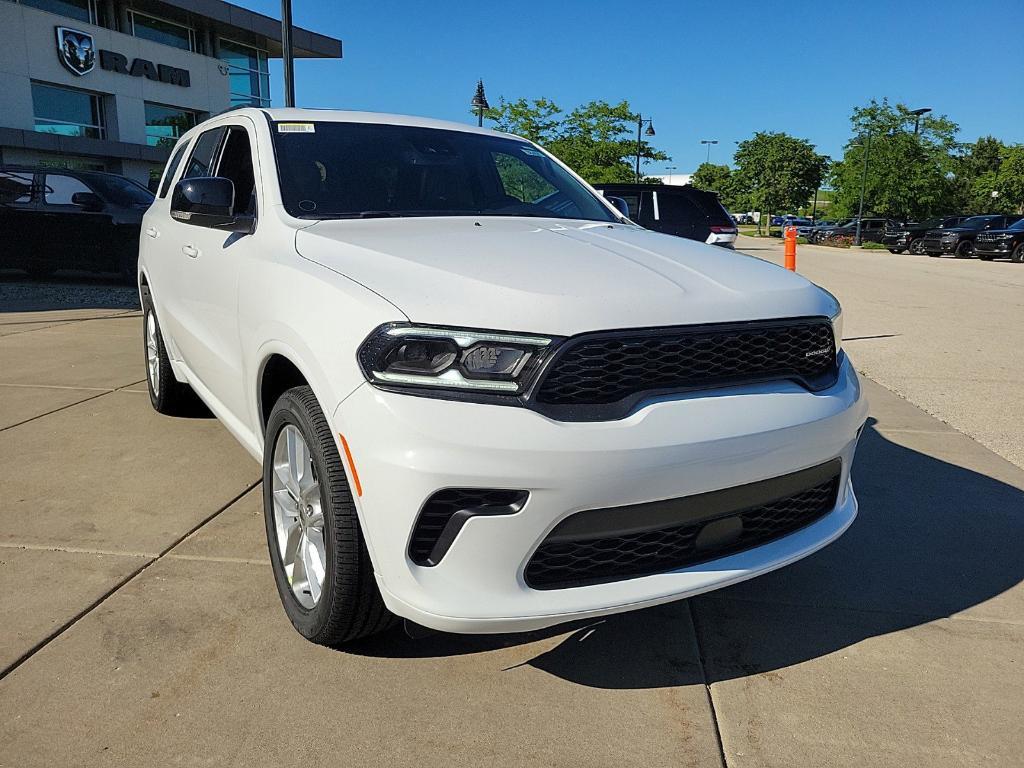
[139,109,867,647]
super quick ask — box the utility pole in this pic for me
[281,0,295,107]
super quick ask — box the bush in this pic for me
[796,236,809,245]
[860,241,888,250]
[823,235,854,248]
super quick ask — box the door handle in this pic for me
[182,244,199,258]
[145,226,159,239]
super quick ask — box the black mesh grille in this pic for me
[535,320,836,406]
[525,476,840,589]
[410,489,528,566]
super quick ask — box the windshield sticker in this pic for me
[277,122,315,133]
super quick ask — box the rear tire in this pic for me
[909,238,924,255]
[1012,243,1024,264]
[955,240,974,259]
[263,386,396,647]
[142,297,196,415]
[888,249,905,254]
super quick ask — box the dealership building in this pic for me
[0,0,341,184]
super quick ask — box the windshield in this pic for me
[959,216,996,228]
[1008,219,1024,231]
[88,174,154,207]
[270,121,616,222]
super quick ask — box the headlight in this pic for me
[941,232,957,241]
[358,324,558,395]
[821,289,843,353]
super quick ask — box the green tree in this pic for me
[828,99,960,221]
[691,163,745,211]
[482,97,669,185]
[732,132,827,232]
[994,145,1024,214]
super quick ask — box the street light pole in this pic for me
[281,0,295,107]
[854,132,872,246]
[666,165,677,185]
[910,107,932,135]
[470,80,489,127]
[701,139,718,164]
[634,115,655,183]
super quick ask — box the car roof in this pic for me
[201,107,513,140]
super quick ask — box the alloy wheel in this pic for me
[271,424,327,609]
[145,312,160,396]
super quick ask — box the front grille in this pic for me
[534,319,836,407]
[409,488,528,566]
[525,471,840,589]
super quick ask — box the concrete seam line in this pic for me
[0,478,260,683]
[0,380,147,434]
[0,543,156,558]
[164,554,269,565]
[687,600,729,768]
[0,383,114,391]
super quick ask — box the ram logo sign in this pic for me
[54,26,191,87]
[56,27,96,76]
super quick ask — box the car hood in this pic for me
[295,217,834,336]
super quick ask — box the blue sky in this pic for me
[241,0,1024,174]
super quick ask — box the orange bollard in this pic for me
[784,226,797,271]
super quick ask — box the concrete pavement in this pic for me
[735,235,1024,470]
[1,278,1022,767]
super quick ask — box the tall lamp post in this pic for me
[635,115,655,183]
[281,0,295,107]
[854,132,872,246]
[701,139,718,164]
[910,107,932,135]
[471,80,489,127]
[665,165,677,185]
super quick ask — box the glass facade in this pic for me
[130,11,195,51]
[32,82,104,139]
[19,0,100,25]
[220,39,271,107]
[144,103,198,147]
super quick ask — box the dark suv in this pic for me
[920,214,1023,258]
[882,216,969,254]
[974,218,1024,262]
[595,184,738,247]
[0,166,154,282]
[812,217,898,244]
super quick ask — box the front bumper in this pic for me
[333,356,868,634]
[974,241,1013,255]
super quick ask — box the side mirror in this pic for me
[170,177,254,233]
[607,196,631,218]
[71,191,104,212]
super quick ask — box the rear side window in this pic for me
[0,171,35,204]
[158,140,192,198]
[655,192,704,225]
[181,127,226,180]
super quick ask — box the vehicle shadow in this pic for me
[0,272,140,313]
[349,420,1024,688]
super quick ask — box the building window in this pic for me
[31,82,104,139]
[130,10,195,52]
[19,0,102,26]
[219,38,270,107]
[145,103,198,147]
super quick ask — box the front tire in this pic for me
[955,240,974,259]
[888,248,905,254]
[1011,243,1024,263]
[909,238,925,255]
[143,301,195,415]
[263,386,395,647]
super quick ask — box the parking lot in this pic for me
[1,241,1023,767]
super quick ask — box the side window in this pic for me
[215,126,256,215]
[656,192,704,225]
[181,127,226,180]
[491,152,556,203]
[0,171,35,204]
[158,139,192,198]
[43,174,92,205]
[615,193,641,219]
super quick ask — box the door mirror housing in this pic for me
[70,191,104,212]
[170,177,254,233]
[606,196,631,219]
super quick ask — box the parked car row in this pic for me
[0,165,154,282]
[888,215,1024,260]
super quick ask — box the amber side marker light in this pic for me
[338,433,363,497]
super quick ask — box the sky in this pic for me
[239,0,1024,174]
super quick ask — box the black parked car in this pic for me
[811,217,899,244]
[0,166,154,282]
[919,214,1023,258]
[974,218,1024,262]
[595,184,738,247]
[882,216,970,254]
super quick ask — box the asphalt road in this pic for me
[1,270,1022,767]
[734,235,1024,469]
